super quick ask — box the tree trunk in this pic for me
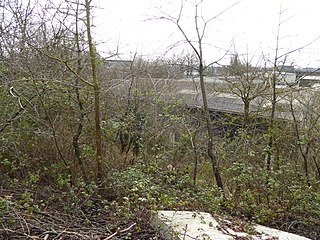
[243,98,250,126]
[72,1,88,182]
[85,0,103,181]
[199,62,224,191]
[266,64,277,171]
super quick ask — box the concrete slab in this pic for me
[152,210,232,240]
[255,224,311,240]
[152,210,311,240]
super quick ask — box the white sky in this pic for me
[94,0,320,67]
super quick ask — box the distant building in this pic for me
[281,65,295,73]
[296,67,320,75]
[279,72,297,85]
[262,70,296,86]
[299,75,320,87]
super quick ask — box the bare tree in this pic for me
[223,53,269,126]
[0,0,73,169]
[71,0,88,181]
[289,89,320,181]
[159,0,239,190]
[264,6,320,171]
[28,0,105,180]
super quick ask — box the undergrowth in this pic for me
[1,155,319,239]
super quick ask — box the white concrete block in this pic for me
[152,210,311,240]
[152,210,233,240]
[255,224,311,240]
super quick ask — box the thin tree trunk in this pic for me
[190,130,199,188]
[72,1,88,182]
[85,0,103,181]
[312,156,320,179]
[243,98,250,127]
[266,73,276,171]
[266,45,278,172]
[290,97,310,184]
[303,144,310,185]
[199,63,224,190]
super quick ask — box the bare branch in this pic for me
[103,223,136,240]
[28,43,94,87]
[278,36,320,60]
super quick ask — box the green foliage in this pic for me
[109,162,183,218]
[19,191,38,214]
[106,160,226,225]
[110,164,166,209]
[221,159,320,230]
[57,173,72,188]
[0,196,11,220]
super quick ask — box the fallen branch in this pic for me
[103,223,136,240]
[55,229,91,239]
[1,227,37,239]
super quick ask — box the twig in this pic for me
[103,223,136,240]
[53,229,91,239]
[28,42,94,87]
[1,227,37,239]
[9,86,24,109]
[0,107,25,133]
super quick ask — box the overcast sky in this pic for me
[94,0,320,67]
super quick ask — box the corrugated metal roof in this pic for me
[207,97,245,113]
